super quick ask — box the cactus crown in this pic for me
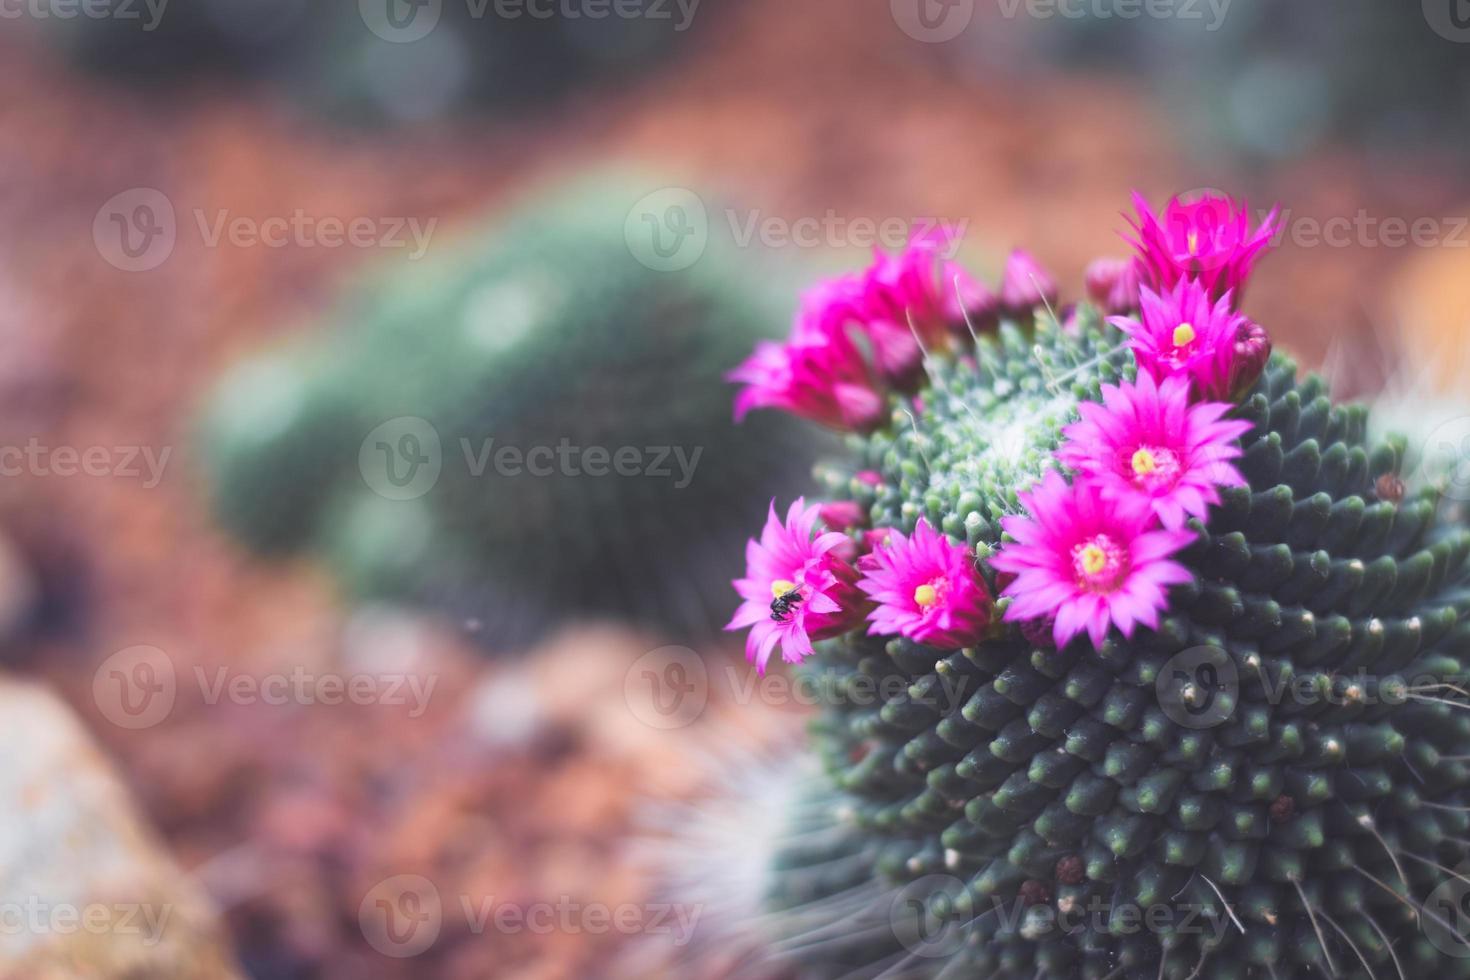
[725,194,1470,978]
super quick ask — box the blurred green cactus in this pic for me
[1018,2,1470,161]
[198,175,824,648]
[40,0,688,124]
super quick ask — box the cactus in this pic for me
[1013,2,1470,162]
[717,195,1470,978]
[41,1,685,124]
[198,175,824,648]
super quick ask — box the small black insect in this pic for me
[770,590,803,623]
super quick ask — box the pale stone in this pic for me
[0,680,242,979]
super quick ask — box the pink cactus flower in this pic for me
[1084,257,1142,314]
[818,500,869,532]
[999,249,1060,316]
[857,519,992,648]
[855,232,996,387]
[862,527,894,552]
[727,499,869,673]
[1110,280,1267,401]
[729,291,886,432]
[991,472,1195,650]
[1126,191,1279,304]
[1057,371,1252,530]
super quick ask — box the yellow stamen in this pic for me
[771,579,798,598]
[1131,448,1158,477]
[914,584,939,607]
[1186,229,1200,255]
[1079,545,1108,577]
[1173,322,1196,348]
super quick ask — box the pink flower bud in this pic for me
[1000,249,1059,316]
[1084,257,1141,314]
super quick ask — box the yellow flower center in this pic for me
[1131,448,1158,477]
[913,584,939,608]
[771,579,798,598]
[1078,544,1108,578]
[1186,229,1200,255]
[1173,322,1196,348]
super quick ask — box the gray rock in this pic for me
[0,680,242,979]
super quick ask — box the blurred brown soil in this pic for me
[0,1,1463,976]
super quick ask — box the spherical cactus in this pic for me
[197,175,825,648]
[719,194,1470,978]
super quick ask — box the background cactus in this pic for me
[197,175,824,649]
[711,214,1470,977]
[1008,1,1470,162]
[38,1,689,124]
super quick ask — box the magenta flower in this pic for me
[1084,257,1141,314]
[992,472,1195,650]
[855,232,995,387]
[857,519,992,648]
[1229,319,1274,399]
[999,249,1059,316]
[818,500,868,532]
[727,498,869,672]
[1110,280,1266,401]
[1126,191,1279,304]
[1057,371,1252,530]
[729,290,886,432]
